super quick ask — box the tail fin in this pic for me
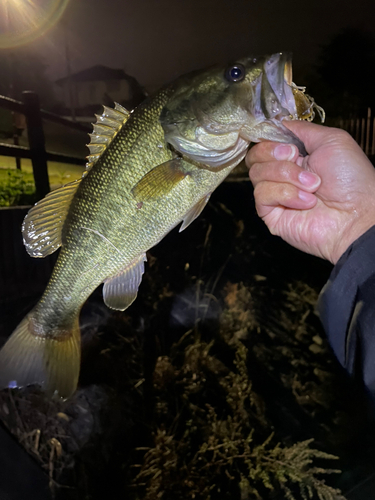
[0,311,80,399]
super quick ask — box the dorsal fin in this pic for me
[86,102,130,171]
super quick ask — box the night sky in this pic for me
[14,0,375,90]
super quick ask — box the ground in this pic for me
[0,181,375,500]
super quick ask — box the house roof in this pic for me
[56,65,131,85]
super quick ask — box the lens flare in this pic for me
[0,0,70,49]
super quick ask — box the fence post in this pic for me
[365,107,371,157]
[22,91,50,199]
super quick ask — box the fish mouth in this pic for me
[262,53,325,124]
[261,52,298,120]
[240,52,307,155]
[252,52,308,156]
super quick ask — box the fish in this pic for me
[0,52,324,398]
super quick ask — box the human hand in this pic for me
[246,121,375,264]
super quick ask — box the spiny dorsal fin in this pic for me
[22,180,81,257]
[86,102,130,171]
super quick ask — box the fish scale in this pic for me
[0,54,324,398]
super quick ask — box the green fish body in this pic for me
[0,53,323,397]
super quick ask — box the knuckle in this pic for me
[329,127,352,142]
[246,145,260,165]
[278,163,292,180]
[253,181,269,204]
[250,142,272,161]
[253,182,263,199]
[249,163,261,183]
[254,202,263,217]
[268,225,279,236]
[252,142,266,154]
[279,183,293,199]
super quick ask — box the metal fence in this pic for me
[0,92,374,203]
[335,107,375,157]
[0,91,90,199]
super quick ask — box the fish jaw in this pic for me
[239,52,307,156]
[243,52,296,122]
[264,52,297,120]
[240,119,307,156]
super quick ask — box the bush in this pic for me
[0,170,36,206]
[134,327,346,500]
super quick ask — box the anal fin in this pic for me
[103,253,147,311]
[179,193,211,232]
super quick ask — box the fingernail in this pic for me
[298,171,320,187]
[298,190,316,203]
[274,144,296,161]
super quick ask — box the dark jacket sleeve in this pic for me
[318,225,375,395]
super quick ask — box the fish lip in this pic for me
[264,52,298,119]
[240,52,307,156]
[264,53,307,155]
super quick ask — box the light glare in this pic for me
[0,0,70,49]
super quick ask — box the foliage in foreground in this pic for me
[133,321,346,500]
[0,170,36,206]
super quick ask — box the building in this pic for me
[55,65,146,119]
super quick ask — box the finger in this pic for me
[254,181,317,218]
[250,161,321,191]
[246,142,299,168]
[283,121,350,155]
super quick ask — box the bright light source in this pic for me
[0,0,70,49]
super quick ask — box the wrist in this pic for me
[331,218,375,265]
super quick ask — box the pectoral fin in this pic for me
[22,179,81,257]
[131,159,190,201]
[179,193,211,232]
[103,253,147,311]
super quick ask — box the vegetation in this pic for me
[0,163,84,206]
[0,169,36,206]
[135,341,344,499]
[132,282,346,500]
[1,182,368,500]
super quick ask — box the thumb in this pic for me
[283,121,334,155]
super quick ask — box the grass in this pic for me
[0,119,88,206]
[0,157,85,192]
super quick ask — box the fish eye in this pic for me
[225,64,245,83]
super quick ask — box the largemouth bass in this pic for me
[0,53,324,398]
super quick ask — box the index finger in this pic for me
[246,141,299,168]
[245,121,334,169]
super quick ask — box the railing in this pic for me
[1,92,374,203]
[0,91,90,199]
[335,107,375,157]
